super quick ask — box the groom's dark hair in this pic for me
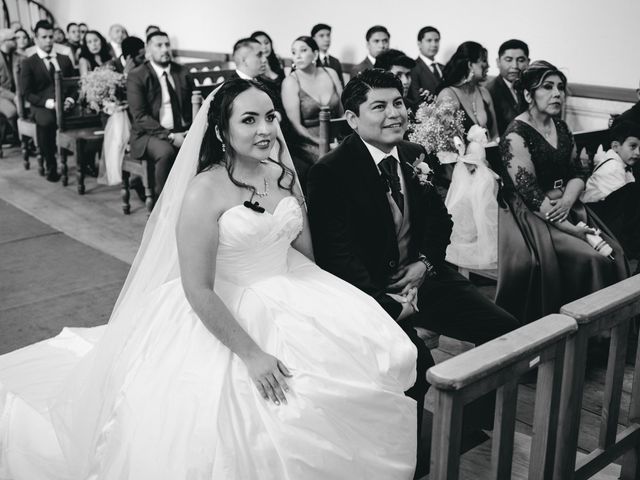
[341,69,403,115]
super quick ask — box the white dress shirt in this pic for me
[361,139,407,194]
[502,77,519,102]
[367,55,376,67]
[110,41,125,67]
[582,149,635,203]
[150,61,176,130]
[418,53,441,78]
[36,48,61,109]
[235,69,253,80]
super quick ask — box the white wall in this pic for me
[47,0,639,89]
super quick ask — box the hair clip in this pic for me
[243,200,265,213]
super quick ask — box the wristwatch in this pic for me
[417,253,437,278]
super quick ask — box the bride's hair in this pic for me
[198,79,295,195]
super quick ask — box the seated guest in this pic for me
[121,36,146,75]
[374,49,416,112]
[582,120,640,264]
[496,61,629,323]
[78,23,88,41]
[145,25,160,38]
[281,35,343,146]
[437,41,499,141]
[108,24,127,71]
[20,20,74,182]
[63,22,81,64]
[311,23,344,86]
[250,31,285,89]
[0,29,20,140]
[14,28,31,57]
[53,28,66,44]
[487,39,530,136]
[78,30,114,76]
[408,26,443,104]
[231,37,266,80]
[127,31,194,194]
[351,25,389,77]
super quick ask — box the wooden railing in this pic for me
[555,274,640,479]
[427,274,640,479]
[427,314,577,479]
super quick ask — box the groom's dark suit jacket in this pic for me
[307,133,452,319]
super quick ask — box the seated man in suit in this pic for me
[351,25,389,77]
[0,28,20,142]
[374,49,416,113]
[311,23,344,86]
[307,69,518,440]
[63,22,81,65]
[232,38,267,81]
[21,20,74,182]
[108,24,127,71]
[408,26,443,105]
[127,31,194,195]
[487,39,529,136]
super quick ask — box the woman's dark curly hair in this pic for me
[79,30,113,69]
[250,31,285,80]
[197,79,296,196]
[437,41,487,93]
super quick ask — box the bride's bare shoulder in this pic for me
[182,166,233,217]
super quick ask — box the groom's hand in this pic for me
[387,261,427,295]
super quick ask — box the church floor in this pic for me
[0,148,628,478]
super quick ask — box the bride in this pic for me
[0,80,418,479]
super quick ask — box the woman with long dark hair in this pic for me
[437,41,499,141]
[250,30,285,88]
[78,29,113,76]
[0,79,418,479]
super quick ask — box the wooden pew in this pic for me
[555,274,640,479]
[54,72,104,194]
[318,105,352,156]
[573,129,611,172]
[427,314,577,480]
[15,61,42,173]
[191,69,237,98]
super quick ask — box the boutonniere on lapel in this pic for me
[406,152,433,187]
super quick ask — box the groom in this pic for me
[307,69,518,431]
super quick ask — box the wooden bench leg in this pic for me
[121,171,131,215]
[21,136,30,170]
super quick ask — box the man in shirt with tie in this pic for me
[20,20,74,182]
[311,23,344,86]
[351,25,390,77]
[127,31,194,194]
[307,70,518,463]
[487,39,530,136]
[408,26,443,105]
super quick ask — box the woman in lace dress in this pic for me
[0,79,418,480]
[495,61,628,323]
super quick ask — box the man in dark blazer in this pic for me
[486,39,529,136]
[127,31,194,194]
[311,23,344,86]
[307,70,518,440]
[351,25,389,77]
[21,20,74,182]
[231,37,267,81]
[408,26,444,105]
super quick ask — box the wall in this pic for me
[47,0,639,89]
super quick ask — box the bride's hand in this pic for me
[243,350,292,405]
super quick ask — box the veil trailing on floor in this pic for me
[49,84,306,477]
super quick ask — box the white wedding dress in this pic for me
[0,195,418,479]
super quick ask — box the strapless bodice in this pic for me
[216,196,303,285]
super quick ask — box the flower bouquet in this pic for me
[408,99,466,160]
[80,67,130,186]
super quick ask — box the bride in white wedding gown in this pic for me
[0,80,418,479]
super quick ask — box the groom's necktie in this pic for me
[379,155,404,214]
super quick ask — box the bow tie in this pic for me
[625,165,634,172]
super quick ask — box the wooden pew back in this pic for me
[427,314,577,480]
[555,274,640,479]
[318,105,352,156]
[191,69,237,98]
[53,72,102,131]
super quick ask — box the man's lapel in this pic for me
[397,143,422,225]
[145,62,162,116]
[347,134,397,239]
[497,76,518,111]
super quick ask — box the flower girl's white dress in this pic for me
[0,196,417,479]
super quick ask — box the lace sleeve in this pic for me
[501,132,546,211]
